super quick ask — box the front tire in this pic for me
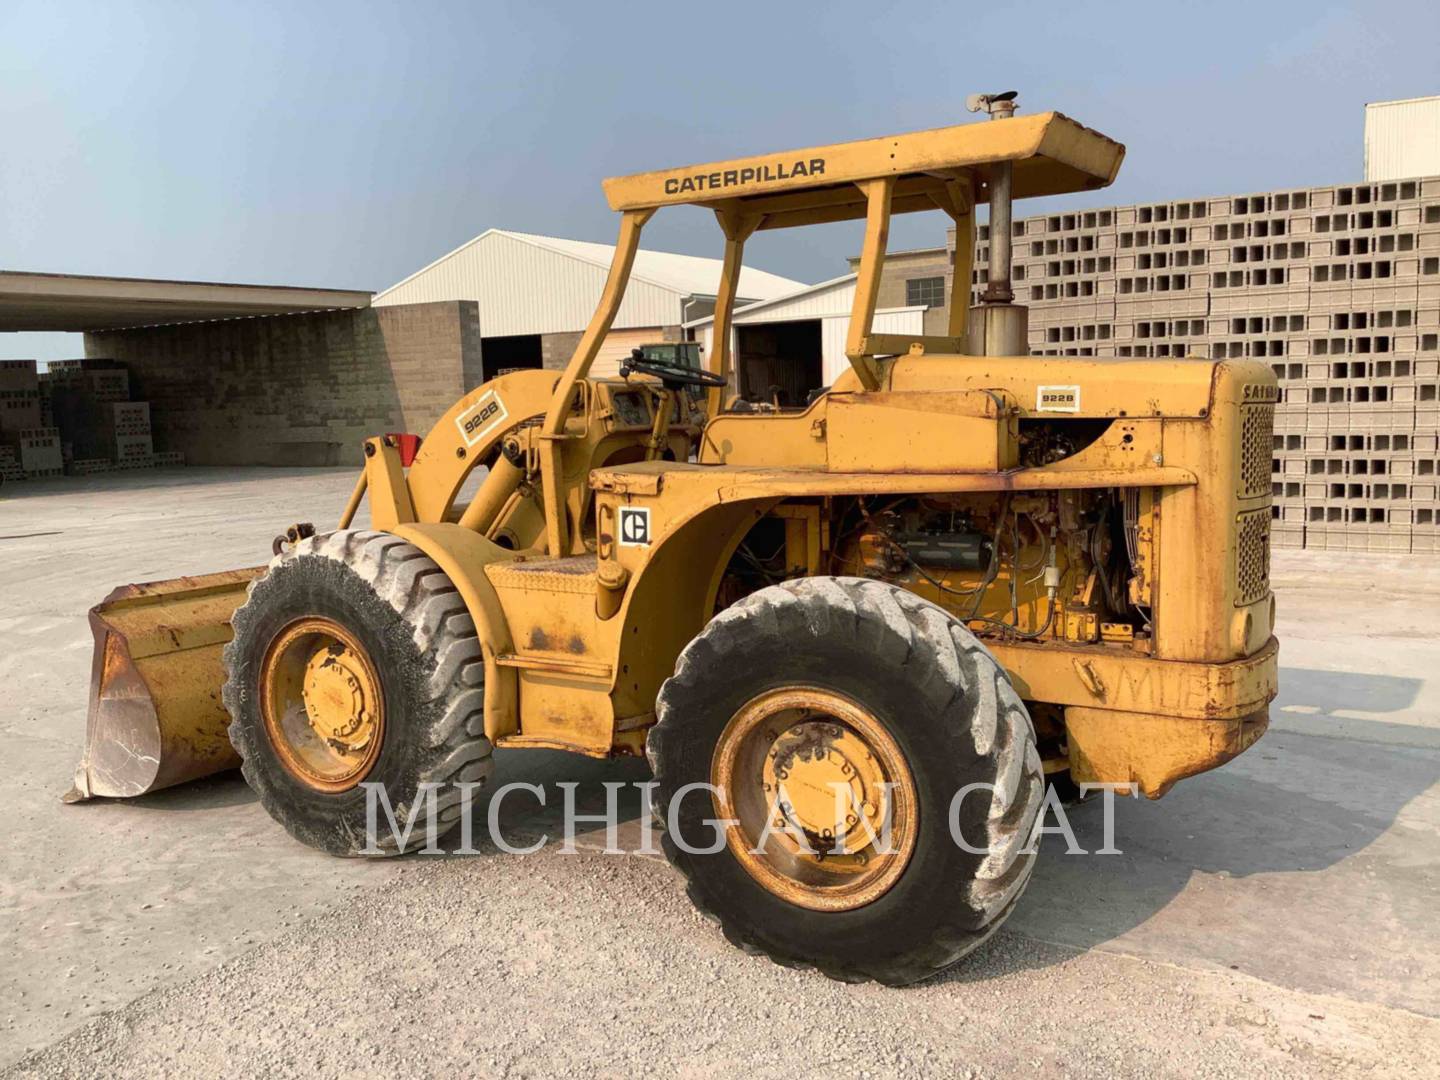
[649,577,1043,985]
[223,530,491,856]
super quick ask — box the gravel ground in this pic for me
[7,848,1437,1080]
[4,469,1439,1077]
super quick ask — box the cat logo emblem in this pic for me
[618,506,651,547]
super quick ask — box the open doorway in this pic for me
[481,334,542,378]
[735,320,822,408]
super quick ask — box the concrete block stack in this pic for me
[0,360,43,434]
[110,401,154,469]
[15,429,64,477]
[0,360,62,480]
[945,172,1440,553]
[36,359,178,477]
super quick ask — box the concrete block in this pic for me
[115,433,153,462]
[0,388,43,434]
[17,427,63,475]
[0,360,39,391]
[1272,523,1305,549]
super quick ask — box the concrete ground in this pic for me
[2,468,1438,1077]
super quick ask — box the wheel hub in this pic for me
[260,618,385,791]
[711,687,917,912]
[302,643,378,753]
[764,721,885,850]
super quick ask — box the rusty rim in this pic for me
[710,686,918,912]
[260,617,385,792]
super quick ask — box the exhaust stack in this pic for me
[965,91,1030,357]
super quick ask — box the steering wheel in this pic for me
[621,350,727,390]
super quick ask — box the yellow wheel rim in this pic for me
[710,686,918,912]
[260,618,385,792]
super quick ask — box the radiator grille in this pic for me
[1235,508,1271,606]
[1238,403,1275,499]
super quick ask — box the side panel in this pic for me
[824,390,1016,472]
[1155,362,1277,662]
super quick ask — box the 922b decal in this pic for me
[455,390,509,448]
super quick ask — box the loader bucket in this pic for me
[65,568,264,802]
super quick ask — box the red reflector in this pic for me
[387,433,422,467]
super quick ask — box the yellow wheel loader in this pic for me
[70,96,1278,985]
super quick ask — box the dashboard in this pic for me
[609,390,651,429]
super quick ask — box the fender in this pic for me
[390,522,519,742]
[605,493,780,721]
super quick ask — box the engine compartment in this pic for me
[721,487,1154,651]
[717,418,1159,651]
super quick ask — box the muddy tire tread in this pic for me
[649,576,1043,985]
[222,530,490,856]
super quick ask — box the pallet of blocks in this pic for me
[43,358,129,402]
[110,400,155,470]
[0,359,43,438]
[41,359,163,473]
[15,428,64,478]
[0,361,50,481]
[0,445,22,484]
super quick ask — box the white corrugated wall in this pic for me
[1364,97,1440,182]
[590,328,661,379]
[696,272,925,387]
[820,309,925,384]
[373,232,684,335]
[696,276,861,362]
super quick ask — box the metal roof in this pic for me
[0,270,372,332]
[684,273,860,327]
[374,229,803,309]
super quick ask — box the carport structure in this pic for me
[0,270,371,332]
[0,270,487,467]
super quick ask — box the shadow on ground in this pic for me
[1278,665,1424,716]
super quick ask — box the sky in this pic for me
[3,0,1438,360]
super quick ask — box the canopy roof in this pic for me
[602,111,1125,229]
[0,270,371,332]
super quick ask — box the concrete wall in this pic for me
[84,301,481,467]
[540,330,585,371]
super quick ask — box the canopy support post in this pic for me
[540,208,653,557]
[844,176,895,391]
[707,209,763,417]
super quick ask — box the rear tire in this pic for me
[223,530,491,856]
[649,576,1043,985]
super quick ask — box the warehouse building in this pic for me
[686,274,926,405]
[1366,96,1440,183]
[0,231,803,473]
[373,229,803,377]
